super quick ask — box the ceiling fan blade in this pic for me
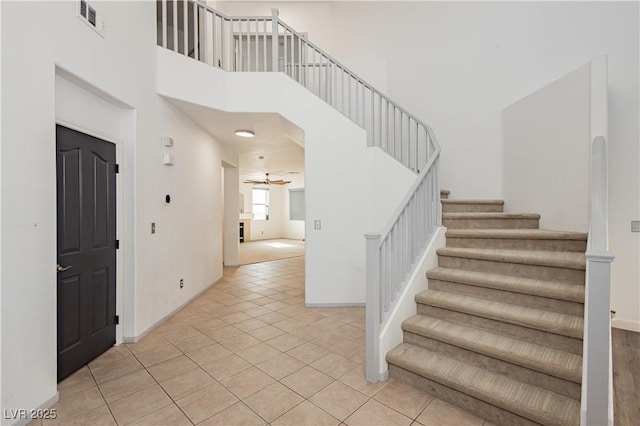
[270,180,292,185]
[243,180,266,184]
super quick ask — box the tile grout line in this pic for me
[125,344,196,426]
[85,364,122,426]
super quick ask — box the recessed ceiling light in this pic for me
[235,130,255,138]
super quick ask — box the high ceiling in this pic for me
[165,97,305,180]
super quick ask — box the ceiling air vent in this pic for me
[78,0,105,37]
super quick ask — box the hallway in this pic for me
[40,257,494,425]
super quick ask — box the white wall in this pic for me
[219,0,640,331]
[157,48,416,305]
[502,62,590,232]
[1,1,229,419]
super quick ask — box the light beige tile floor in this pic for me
[36,256,494,425]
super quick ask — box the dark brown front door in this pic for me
[56,125,117,381]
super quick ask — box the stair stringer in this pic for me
[156,47,416,305]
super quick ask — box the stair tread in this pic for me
[443,212,540,219]
[416,290,584,338]
[387,343,580,425]
[427,267,584,302]
[402,316,582,383]
[441,199,504,205]
[446,228,588,241]
[437,247,586,270]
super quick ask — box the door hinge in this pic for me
[115,239,120,249]
[114,315,120,325]
[115,164,120,174]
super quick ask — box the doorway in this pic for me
[56,125,117,381]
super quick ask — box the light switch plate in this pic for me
[163,153,174,166]
[632,221,640,232]
[314,220,321,230]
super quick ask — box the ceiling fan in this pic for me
[243,173,291,186]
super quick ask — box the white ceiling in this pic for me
[165,97,305,180]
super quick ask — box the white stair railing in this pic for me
[157,0,443,384]
[365,149,440,383]
[581,56,614,426]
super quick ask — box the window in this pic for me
[289,188,305,220]
[252,188,269,220]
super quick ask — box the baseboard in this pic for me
[612,318,640,332]
[123,277,222,343]
[304,302,365,308]
[379,369,389,382]
[6,392,59,426]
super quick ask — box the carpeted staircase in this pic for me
[386,192,587,426]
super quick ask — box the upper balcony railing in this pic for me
[156,0,439,174]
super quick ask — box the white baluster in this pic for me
[172,0,178,52]
[271,10,278,72]
[182,0,187,55]
[161,0,167,48]
[212,12,217,67]
[202,9,208,64]
[192,3,198,60]
[365,233,381,383]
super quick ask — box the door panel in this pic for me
[60,148,82,254]
[91,268,109,333]
[59,274,82,350]
[93,154,109,248]
[57,125,116,381]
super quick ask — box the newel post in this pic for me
[582,136,615,426]
[365,233,381,383]
[271,9,279,72]
[583,252,614,426]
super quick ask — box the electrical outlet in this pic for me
[151,222,156,234]
[631,221,640,232]
[180,279,184,289]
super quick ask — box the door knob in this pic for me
[57,264,72,272]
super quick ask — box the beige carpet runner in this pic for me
[386,193,586,426]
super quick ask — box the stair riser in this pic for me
[416,304,583,354]
[438,255,585,285]
[442,204,504,213]
[428,279,584,316]
[443,218,539,229]
[388,365,540,426]
[403,331,581,400]
[446,236,587,252]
